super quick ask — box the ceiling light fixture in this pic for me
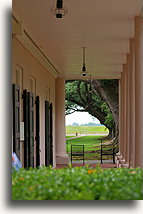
[81,47,88,77]
[51,0,68,18]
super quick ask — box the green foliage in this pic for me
[65,80,114,132]
[65,80,104,115]
[104,112,114,129]
[101,102,114,129]
[12,166,143,200]
[100,80,118,88]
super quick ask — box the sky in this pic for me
[65,112,100,125]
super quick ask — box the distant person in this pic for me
[76,132,78,136]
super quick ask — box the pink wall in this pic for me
[12,38,56,166]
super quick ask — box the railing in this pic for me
[101,141,115,164]
[67,141,116,164]
[71,145,85,164]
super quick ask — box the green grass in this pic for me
[66,126,109,135]
[66,135,102,145]
[66,136,113,160]
[12,166,143,200]
[66,136,74,139]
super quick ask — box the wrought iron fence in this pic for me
[71,145,85,164]
[67,141,116,164]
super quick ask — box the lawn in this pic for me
[66,136,74,138]
[66,136,114,161]
[66,135,102,147]
[66,126,109,135]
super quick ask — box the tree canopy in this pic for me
[65,79,119,143]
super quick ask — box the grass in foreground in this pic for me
[12,166,143,200]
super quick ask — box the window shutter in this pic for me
[45,100,50,166]
[13,84,20,159]
[23,89,29,168]
[36,96,40,167]
[49,103,53,166]
[28,92,34,168]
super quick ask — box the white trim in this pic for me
[12,15,61,79]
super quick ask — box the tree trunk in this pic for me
[65,80,118,143]
[92,79,119,144]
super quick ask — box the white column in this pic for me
[118,79,122,155]
[135,16,143,168]
[119,74,124,157]
[125,53,130,164]
[121,68,125,159]
[55,78,70,165]
[123,64,127,161]
[129,39,135,168]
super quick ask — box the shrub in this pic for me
[12,166,143,200]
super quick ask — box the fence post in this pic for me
[71,145,72,164]
[83,145,84,164]
[101,141,103,164]
[67,141,68,154]
[113,147,115,164]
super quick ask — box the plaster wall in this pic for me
[12,38,56,167]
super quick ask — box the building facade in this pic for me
[12,1,143,168]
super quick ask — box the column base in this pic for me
[129,161,135,168]
[115,155,123,167]
[56,153,70,164]
[117,158,125,168]
[115,154,122,163]
[119,159,125,164]
[121,162,129,168]
[118,159,129,168]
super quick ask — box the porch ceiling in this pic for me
[13,0,142,79]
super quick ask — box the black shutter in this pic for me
[13,84,20,159]
[49,103,53,166]
[45,101,50,166]
[28,92,34,168]
[23,89,29,168]
[36,96,40,167]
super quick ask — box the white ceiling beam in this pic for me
[12,15,61,79]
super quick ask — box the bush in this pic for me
[12,165,143,200]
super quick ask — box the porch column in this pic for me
[119,73,124,157]
[121,67,126,159]
[129,39,135,168]
[134,16,143,168]
[123,64,127,160]
[125,54,130,164]
[55,78,70,164]
[118,79,122,155]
